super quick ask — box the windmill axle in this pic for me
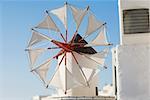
[51,40,83,52]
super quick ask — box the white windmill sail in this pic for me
[72,52,100,69]
[96,48,109,58]
[83,48,109,66]
[50,3,68,29]
[89,69,100,85]
[66,52,88,85]
[48,65,62,89]
[33,58,51,84]
[79,68,99,86]
[49,65,80,91]
[35,15,59,32]
[84,13,103,37]
[85,26,108,47]
[66,68,81,90]
[82,68,96,82]
[27,48,46,66]
[70,5,89,31]
[28,30,52,47]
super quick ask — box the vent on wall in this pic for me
[123,8,149,34]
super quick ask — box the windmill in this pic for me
[26,2,112,96]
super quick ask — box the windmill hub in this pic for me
[51,39,85,53]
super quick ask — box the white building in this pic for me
[112,0,150,100]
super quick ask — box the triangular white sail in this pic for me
[49,64,79,91]
[28,48,46,66]
[83,48,109,66]
[66,52,87,85]
[72,52,100,69]
[48,65,62,89]
[33,58,51,84]
[28,30,52,47]
[82,68,96,82]
[35,15,59,32]
[85,26,108,47]
[89,69,100,85]
[50,4,67,29]
[85,13,103,37]
[66,68,80,90]
[70,5,88,31]
[48,65,64,89]
[96,48,109,58]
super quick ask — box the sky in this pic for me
[0,0,119,100]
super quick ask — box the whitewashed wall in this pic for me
[112,44,150,100]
